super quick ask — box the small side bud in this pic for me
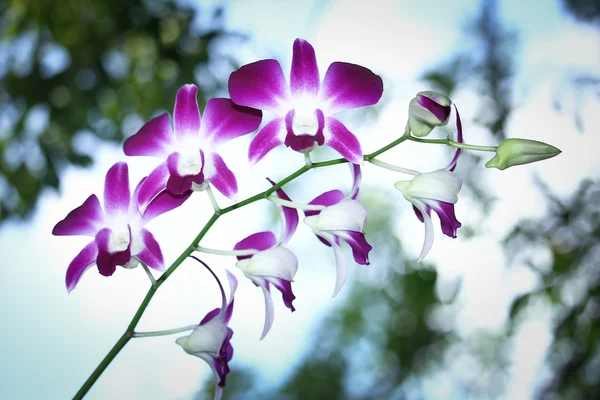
[408,91,452,137]
[485,138,562,170]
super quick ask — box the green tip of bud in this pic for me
[485,138,561,170]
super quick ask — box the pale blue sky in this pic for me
[1,0,599,399]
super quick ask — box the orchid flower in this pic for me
[176,258,237,400]
[303,165,372,297]
[395,107,464,261]
[228,38,383,165]
[123,84,262,199]
[53,162,190,292]
[232,179,299,339]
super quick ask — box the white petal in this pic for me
[260,285,275,340]
[398,170,461,204]
[235,247,298,281]
[303,199,366,232]
[413,202,435,262]
[176,318,227,356]
[330,240,348,297]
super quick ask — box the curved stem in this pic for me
[133,325,197,338]
[369,158,420,176]
[196,246,258,257]
[267,195,326,211]
[73,134,410,398]
[408,135,498,152]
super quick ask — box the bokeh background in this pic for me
[1,0,599,399]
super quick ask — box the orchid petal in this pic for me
[205,153,238,200]
[123,113,173,158]
[308,189,345,208]
[330,239,347,297]
[236,247,298,282]
[200,98,262,146]
[267,178,299,245]
[430,201,462,238]
[403,170,462,204]
[320,62,383,114]
[137,163,170,212]
[304,199,366,232]
[95,228,131,276]
[143,188,191,223]
[413,202,435,262]
[248,117,286,166]
[350,164,362,200]
[65,240,98,292]
[269,278,296,311]
[166,153,196,195]
[412,204,431,224]
[325,117,363,164]
[135,229,164,271]
[104,162,131,216]
[53,195,103,236]
[223,270,238,323]
[174,84,201,139]
[284,109,325,152]
[447,105,463,172]
[290,38,320,97]
[200,308,221,325]
[234,231,277,256]
[229,59,289,112]
[260,283,275,339]
[336,230,372,265]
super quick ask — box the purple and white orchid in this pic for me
[53,162,190,292]
[395,107,464,261]
[228,38,383,165]
[124,84,262,199]
[233,179,299,339]
[303,165,372,296]
[176,261,237,400]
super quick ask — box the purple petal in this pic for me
[53,195,103,236]
[320,62,383,114]
[350,164,362,200]
[143,189,191,223]
[290,38,320,97]
[200,98,262,146]
[417,95,451,123]
[206,153,238,200]
[269,277,296,311]
[284,109,325,152]
[166,153,198,195]
[223,270,238,324]
[95,228,131,276]
[104,162,131,216]
[228,59,289,112]
[267,178,298,244]
[248,117,285,166]
[430,201,462,238]
[447,105,463,172]
[305,189,345,217]
[173,84,201,139]
[135,229,165,270]
[412,204,431,224]
[123,113,173,158]
[337,230,372,265]
[325,117,363,164]
[260,283,275,339]
[136,163,170,211]
[200,308,221,325]
[234,231,277,259]
[65,240,98,292]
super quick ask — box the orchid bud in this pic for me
[408,91,452,137]
[485,138,561,170]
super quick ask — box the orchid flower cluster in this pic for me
[53,39,561,399]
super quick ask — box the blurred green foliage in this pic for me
[0,0,238,222]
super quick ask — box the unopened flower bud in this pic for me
[408,91,452,137]
[485,138,561,170]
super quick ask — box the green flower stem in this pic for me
[408,135,498,152]
[368,159,420,176]
[196,246,258,257]
[140,262,157,288]
[73,133,416,399]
